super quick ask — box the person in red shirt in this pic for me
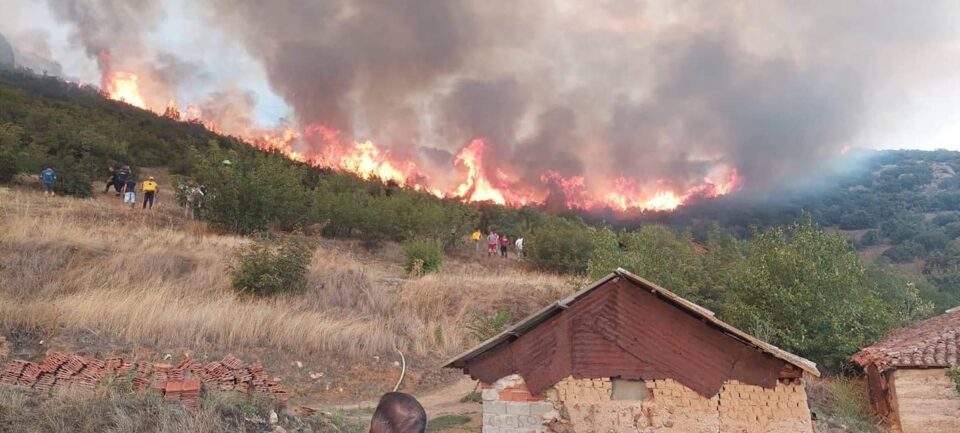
[499,234,510,258]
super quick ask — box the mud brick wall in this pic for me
[550,377,719,433]
[890,369,960,433]
[481,375,813,433]
[481,374,558,433]
[716,380,812,433]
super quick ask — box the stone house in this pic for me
[445,268,820,433]
[852,307,960,433]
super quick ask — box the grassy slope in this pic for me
[0,182,571,404]
[0,183,885,432]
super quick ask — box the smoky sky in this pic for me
[44,0,164,65]
[28,0,960,193]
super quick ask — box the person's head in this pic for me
[368,392,426,433]
[148,176,156,181]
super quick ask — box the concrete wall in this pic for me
[480,375,813,433]
[481,375,558,433]
[890,368,960,433]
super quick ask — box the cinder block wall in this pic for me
[891,368,960,433]
[480,375,812,433]
[481,375,557,433]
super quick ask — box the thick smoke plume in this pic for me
[26,0,960,203]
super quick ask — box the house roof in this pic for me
[852,308,960,371]
[444,268,820,377]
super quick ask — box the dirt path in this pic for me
[323,377,479,416]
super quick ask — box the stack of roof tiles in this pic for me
[0,352,287,408]
[853,308,960,370]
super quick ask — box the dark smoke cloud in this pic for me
[36,0,960,194]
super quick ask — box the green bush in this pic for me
[231,237,312,296]
[404,239,443,275]
[466,309,513,341]
[588,225,707,302]
[722,218,916,369]
[947,365,960,394]
[525,216,595,274]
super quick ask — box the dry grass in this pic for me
[0,187,572,361]
[0,385,333,433]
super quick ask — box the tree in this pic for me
[721,218,903,368]
[526,216,595,274]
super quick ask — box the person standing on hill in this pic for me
[142,176,159,210]
[471,229,482,252]
[39,166,56,196]
[486,231,499,257]
[499,234,510,258]
[103,166,116,194]
[121,175,137,209]
[183,182,204,219]
[114,166,130,196]
[515,237,524,258]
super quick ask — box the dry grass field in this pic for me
[0,185,572,364]
[0,186,878,432]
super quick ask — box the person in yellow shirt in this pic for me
[471,229,482,252]
[142,176,159,210]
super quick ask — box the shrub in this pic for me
[404,239,443,275]
[466,309,513,341]
[946,365,960,394]
[722,218,904,369]
[52,163,94,197]
[526,216,595,274]
[825,378,880,432]
[231,236,312,296]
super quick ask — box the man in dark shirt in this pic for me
[114,166,130,196]
[122,176,137,209]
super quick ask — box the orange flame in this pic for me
[88,61,740,212]
[102,70,147,109]
[453,139,507,204]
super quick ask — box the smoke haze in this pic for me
[4,0,960,201]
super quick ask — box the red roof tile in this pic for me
[852,308,960,371]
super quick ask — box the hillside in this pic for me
[0,66,948,433]
[0,184,578,431]
[634,150,960,309]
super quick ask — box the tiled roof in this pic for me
[852,308,960,371]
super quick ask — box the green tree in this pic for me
[526,216,595,274]
[721,218,900,368]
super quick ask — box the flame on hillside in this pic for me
[96,66,739,212]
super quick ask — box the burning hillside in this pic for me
[98,67,739,212]
[33,0,936,214]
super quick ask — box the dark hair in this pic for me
[368,392,426,433]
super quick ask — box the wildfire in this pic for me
[93,64,740,212]
[102,70,147,109]
[453,139,507,204]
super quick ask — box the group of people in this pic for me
[471,229,524,258]
[104,166,160,210]
[37,166,205,217]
